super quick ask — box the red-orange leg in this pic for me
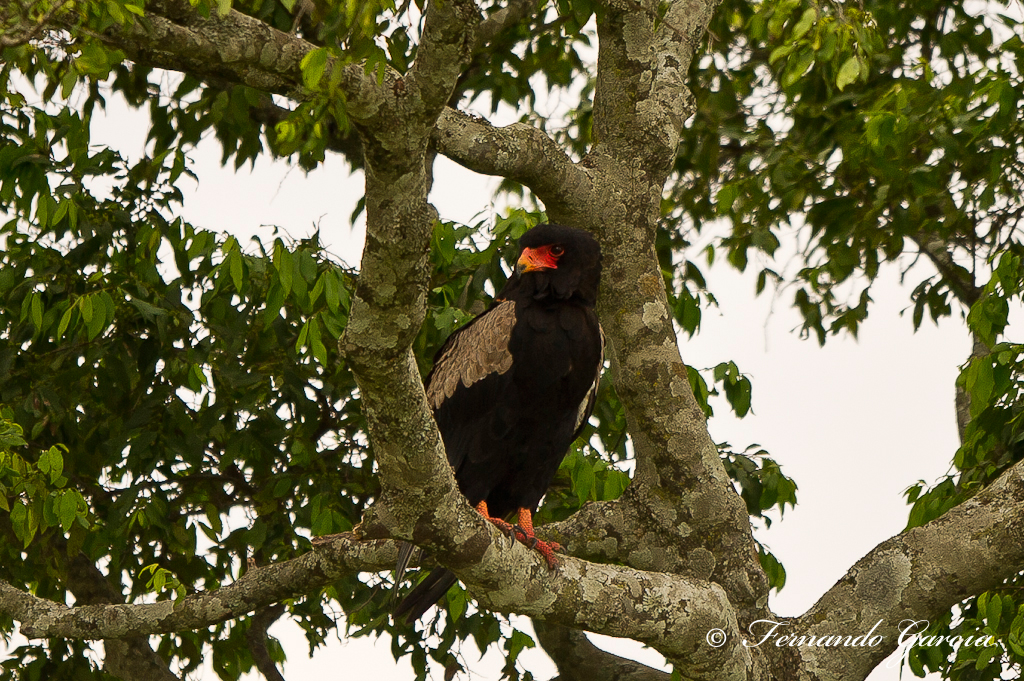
[474,500,515,536]
[513,508,561,569]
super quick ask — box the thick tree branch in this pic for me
[82,0,383,118]
[3,538,752,679]
[524,0,769,626]
[407,0,480,113]
[787,456,1024,679]
[432,108,590,204]
[339,0,483,521]
[8,455,1024,681]
[533,620,671,681]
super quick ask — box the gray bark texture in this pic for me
[1,0,1019,680]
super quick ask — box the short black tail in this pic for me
[393,567,458,624]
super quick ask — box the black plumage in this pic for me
[394,223,604,623]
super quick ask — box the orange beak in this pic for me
[517,246,559,273]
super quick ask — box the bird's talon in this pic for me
[511,524,533,546]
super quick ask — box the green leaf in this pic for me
[966,358,995,416]
[86,299,106,340]
[57,305,74,339]
[716,184,738,214]
[791,7,816,40]
[276,245,294,296]
[447,584,467,621]
[46,446,64,484]
[228,249,244,292]
[188,364,208,392]
[325,269,341,312]
[128,297,167,319]
[58,491,78,532]
[301,48,329,90]
[769,44,796,65]
[987,593,1003,633]
[836,55,860,91]
[75,42,112,77]
[30,293,43,334]
[80,294,94,324]
[573,456,596,505]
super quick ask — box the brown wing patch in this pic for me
[426,300,517,410]
[574,322,604,432]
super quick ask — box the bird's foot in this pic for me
[475,501,518,543]
[511,525,561,569]
[486,515,518,541]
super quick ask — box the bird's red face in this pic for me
[517,244,564,273]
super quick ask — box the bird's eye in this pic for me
[550,245,565,257]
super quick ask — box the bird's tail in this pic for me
[393,567,458,624]
[392,541,418,604]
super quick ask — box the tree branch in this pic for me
[910,232,982,308]
[3,536,753,680]
[533,620,671,681]
[246,604,287,681]
[83,0,383,118]
[431,108,590,206]
[473,0,536,49]
[406,0,480,113]
[530,0,769,626]
[0,0,74,48]
[789,456,1024,679]
[0,533,397,639]
[58,551,182,681]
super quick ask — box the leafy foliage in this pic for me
[901,246,1024,679]
[670,0,1024,341]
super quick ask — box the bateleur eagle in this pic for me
[394,223,604,623]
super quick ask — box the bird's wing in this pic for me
[425,300,517,410]
[573,321,604,436]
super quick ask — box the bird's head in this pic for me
[507,223,601,306]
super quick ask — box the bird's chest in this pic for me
[508,304,598,397]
